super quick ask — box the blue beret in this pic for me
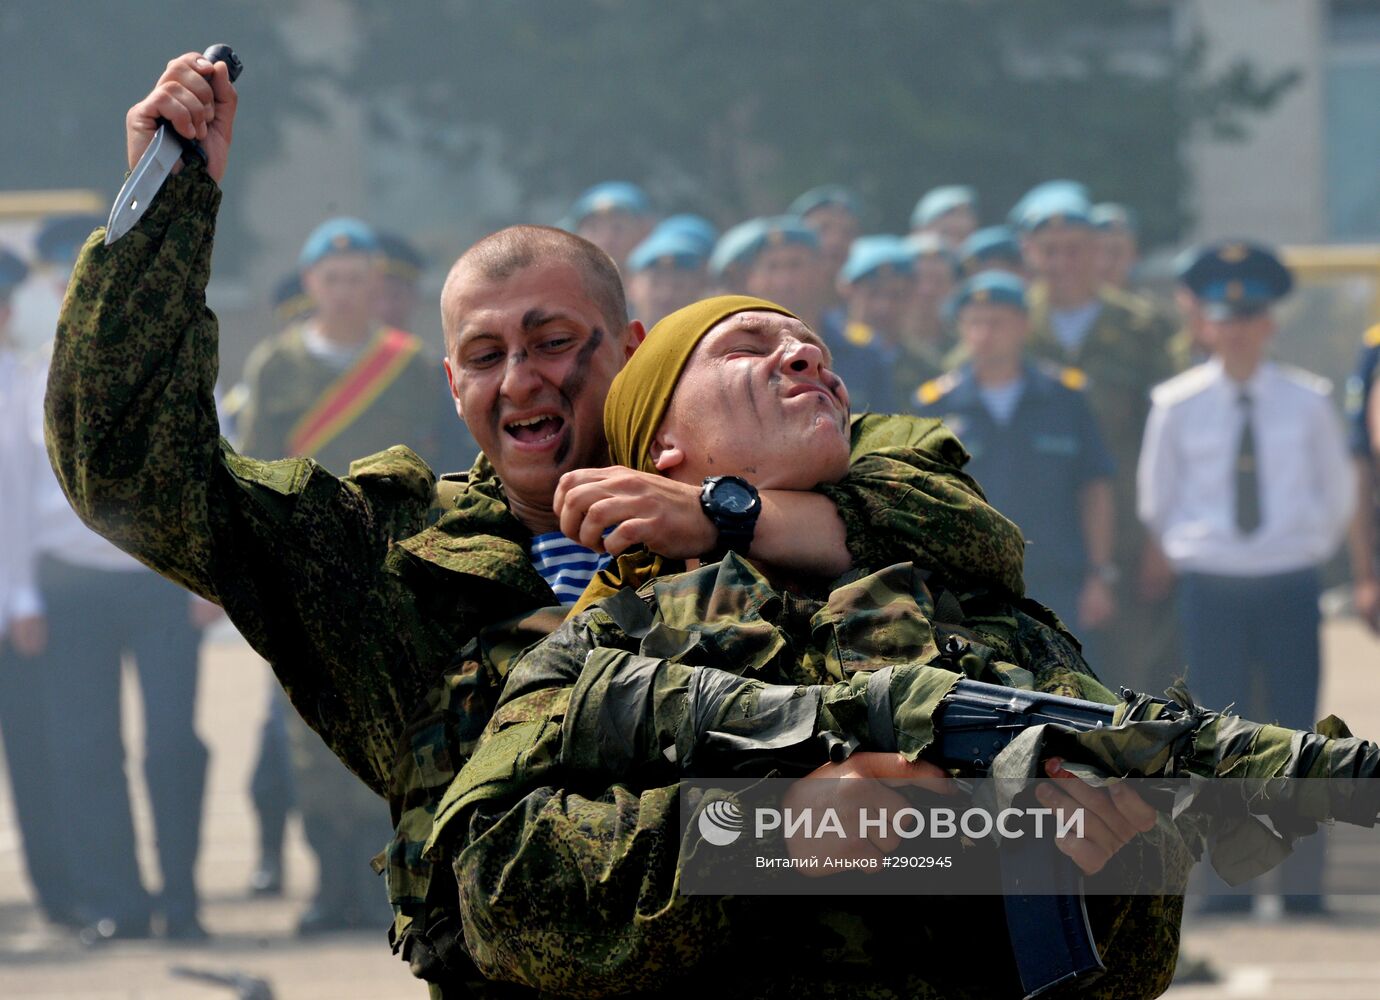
[0,248,29,293]
[1008,180,1091,229]
[961,226,1022,268]
[911,185,977,230]
[708,219,768,278]
[903,232,962,277]
[627,229,707,273]
[271,272,313,326]
[1091,202,1137,234]
[298,217,379,271]
[34,214,103,266]
[1014,189,1094,233]
[569,181,652,224]
[654,214,719,255]
[374,232,425,282]
[789,184,863,220]
[951,272,1029,316]
[1180,241,1293,319]
[839,235,915,285]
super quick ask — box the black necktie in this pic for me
[1235,391,1261,534]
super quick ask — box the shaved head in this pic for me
[441,225,627,350]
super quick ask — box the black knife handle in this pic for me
[169,45,243,163]
[202,43,243,83]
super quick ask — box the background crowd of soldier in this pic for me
[0,169,1377,943]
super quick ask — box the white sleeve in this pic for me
[1312,396,1356,556]
[1136,399,1177,540]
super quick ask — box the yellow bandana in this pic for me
[604,295,797,474]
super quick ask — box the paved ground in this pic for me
[1,617,1378,999]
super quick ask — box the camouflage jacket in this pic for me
[431,556,1182,999]
[44,161,1034,991]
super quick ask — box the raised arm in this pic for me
[43,55,483,794]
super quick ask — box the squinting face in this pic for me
[577,211,654,266]
[958,302,1030,369]
[653,310,851,490]
[443,261,635,505]
[302,253,379,325]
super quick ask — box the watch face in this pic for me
[714,478,758,515]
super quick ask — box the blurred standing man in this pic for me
[374,231,426,331]
[1138,242,1354,914]
[566,180,655,268]
[910,184,979,248]
[917,272,1116,654]
[1346,322,1380,631]
[624,226,708,326]
[0,248,74,927]
[1090,203,1140,291]
[236,217,449,934]
[1020,189,1176,692]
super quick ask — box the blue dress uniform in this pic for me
[915,360,1113,629]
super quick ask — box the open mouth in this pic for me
[504,414,566,445]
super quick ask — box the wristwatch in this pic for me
[700,476,762,562]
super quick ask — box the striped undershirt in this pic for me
[529,531,613,607]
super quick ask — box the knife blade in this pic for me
[105,44,243,245]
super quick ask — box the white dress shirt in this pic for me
[0,344,44,634]
[1137,358,1355,576]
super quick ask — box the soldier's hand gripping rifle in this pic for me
[554,647,1380,999]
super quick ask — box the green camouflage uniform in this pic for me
[1028,284,1179,693]
[431,555,1185,999]
[45,161,1034,994]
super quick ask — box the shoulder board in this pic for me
[1275,363,1333,397]
[844,321,875,348]
[1150,364,1215,406]
[915,371,959,407]
[1365,324,1380,348]
[220,382,250,418]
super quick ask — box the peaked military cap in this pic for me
[1180,240,1293,319]
[298,217,379,271]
